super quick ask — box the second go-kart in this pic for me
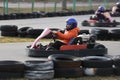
[26,28,108,58]
[81,12,120,27]
[111,5,120,17]
[111,12,120,17]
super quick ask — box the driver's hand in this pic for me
[52,31,57,34]
[51,31,58,39]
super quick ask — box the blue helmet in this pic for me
[116,2,120,8]
[66,18,77,30]
[98,6,106,12]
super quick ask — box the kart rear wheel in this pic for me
[94,43,106,49]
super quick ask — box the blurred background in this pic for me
[0,0,120,14]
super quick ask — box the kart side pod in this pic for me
[60,44,87,50]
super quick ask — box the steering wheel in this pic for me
[51,32,57,42]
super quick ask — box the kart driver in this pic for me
[94,6,112,22]
[50,18,80,50]
[112,2,120,14]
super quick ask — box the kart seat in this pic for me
[60,37,87,50]
[68,37,83,45]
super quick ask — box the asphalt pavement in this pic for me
[0,15,120,62]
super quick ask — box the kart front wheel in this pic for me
[81,20,89,26]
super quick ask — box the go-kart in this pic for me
[110,7,120,17]
[81,12,120,27]
[111,12,120,17]
[26,28,108,58]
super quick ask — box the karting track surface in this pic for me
[0,15,120,62]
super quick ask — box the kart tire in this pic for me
[94,43,106,49]
[90,28,109,35]
[83,67,114,76]
[0,14,4,20]
[89,28,109,40]
[48,54,81,68]
[114,67,120,75]
[89,10,95,14]
[54,68,83,78]
[81,56,113,68]
[25,60,54,70]
[25,70,54,80]
[0,25,18,31]
[95,68,114,76]
[81,20,89,26]
[3,14,10,20]
[78,29,89,35]
[0,60,25,72]
[86,43,95,49]
[0,72,24,79]
[109,29,120,40]
[27,29,44,38]
[112,55,120,67]
[95,21,108,27]
[45,28,61,39]
[9,13,16,19]
[18,27,33,37]
[90,16,93,20]
[1,31,18,37]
